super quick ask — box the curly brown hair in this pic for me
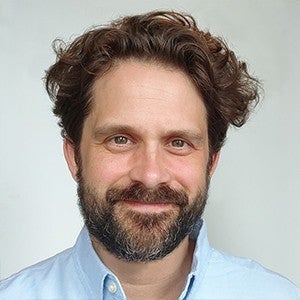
[45,10,260,156]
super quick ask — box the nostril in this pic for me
[128,158,171,189]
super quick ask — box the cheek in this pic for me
[169,156,209,196]
[82,153,129,186]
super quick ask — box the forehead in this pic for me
[87,59,207,132]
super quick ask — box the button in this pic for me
[107,281,118,294]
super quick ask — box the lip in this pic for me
[122,200,176,213]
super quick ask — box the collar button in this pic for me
[107,281,118,294]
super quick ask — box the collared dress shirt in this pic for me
[0,220,299,299]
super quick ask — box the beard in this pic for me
[77,176,209,262]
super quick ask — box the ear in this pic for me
[208,151,220,177]
[63,138,78,181]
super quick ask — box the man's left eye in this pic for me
[171,139,186,148]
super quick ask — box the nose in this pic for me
[128,145,171,188]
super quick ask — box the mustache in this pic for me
[106,182,188,207]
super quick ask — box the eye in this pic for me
[167,138,193,155]
[171,139,186,148]
[112,136,130,145]
[104,135,135,152]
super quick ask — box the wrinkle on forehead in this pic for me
[92,59,201,102]
[85,60,208,138]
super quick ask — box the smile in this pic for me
[121,200,177,213]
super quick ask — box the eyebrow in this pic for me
[93,125,136,140]
[164,129,205,145]
[93,124,205,144]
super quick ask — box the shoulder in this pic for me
[200,248,300,299]
[0,247,80,299]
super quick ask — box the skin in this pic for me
[64,59,219,299]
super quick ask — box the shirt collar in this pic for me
[178,219,212,299]
[73,218,211,299]
[190,219,212,274]
[72,226,123,298]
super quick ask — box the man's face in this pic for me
[64,60,218,261]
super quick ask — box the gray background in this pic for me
[0,0,299,286]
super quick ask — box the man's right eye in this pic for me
[112,136,130,145]
[103,134,135,152]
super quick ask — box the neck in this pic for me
[91,236,195,300]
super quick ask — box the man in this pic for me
[0,10,299,300]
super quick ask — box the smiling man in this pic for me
[0,11,299,300]
[72,61,214,268]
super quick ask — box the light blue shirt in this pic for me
[1,220,299,299]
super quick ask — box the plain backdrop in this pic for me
[0,0,299,286]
